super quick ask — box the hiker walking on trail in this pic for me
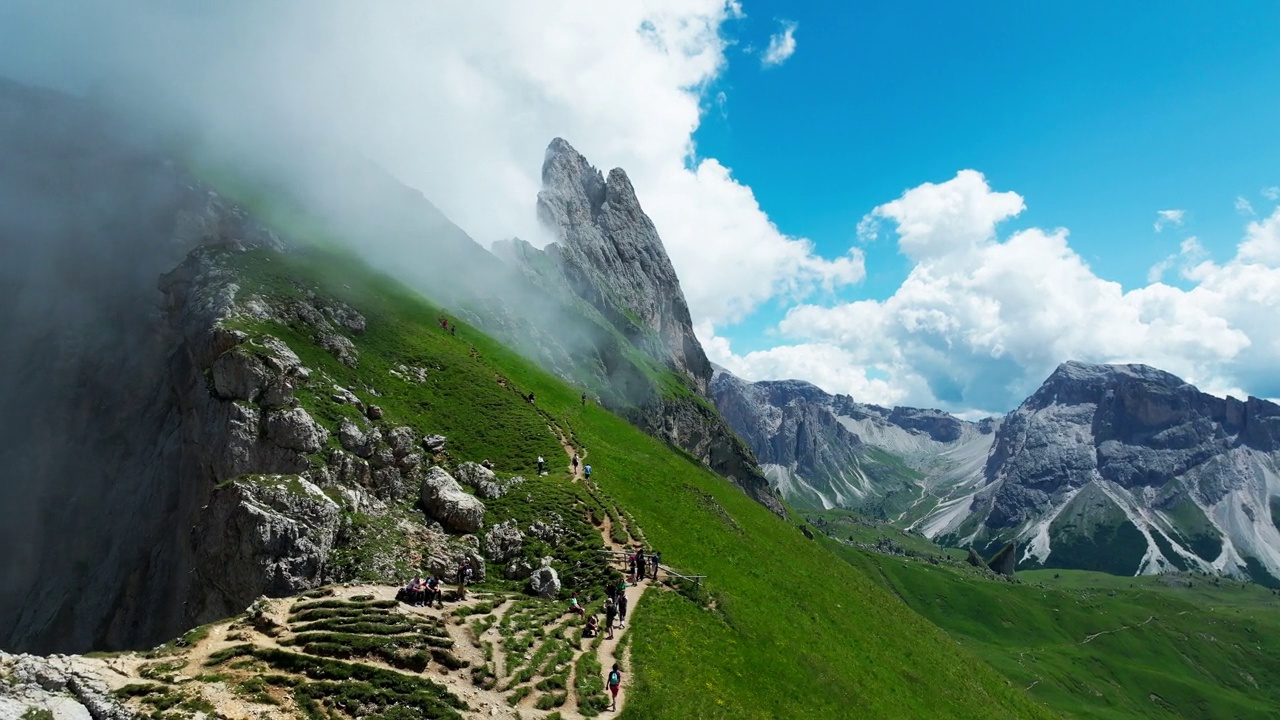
[607,663,622,711]
[537,455,545,475]
[572,453,580,472]
[651,551,661,580]
[617,591,629,627]
[604,597,617,638]
[584,464,592,479]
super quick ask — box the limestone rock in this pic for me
[211,346,270,401]
[503,556,535,580]
[386,426,417,458]
[317,331,359,367]
[423,434,448,453]
[420,467,486,534]
[483,520,524,562]
[264,407,329,453]
[331,385,364,411]
[527,517,567,546]
[366,404,384,420]
[456,461,506,499]
[0,652,130,720]
[423,534,486,584]
[528,557,560,598]
[189,476,339,623]
[536,137,711,394]
[339,418,381,459]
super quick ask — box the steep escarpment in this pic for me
[0,77,291,653]
[499,139,780,514]
[931,361,1280,582]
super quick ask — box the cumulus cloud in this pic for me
[1153,209,1185,232]
[712,172,1280,414]
[761,20,798,68]
[0,0,853,330]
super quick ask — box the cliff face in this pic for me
[0,77,304,651]
[535,138,712,394]
[499,139,781,515]
[928,361,1280,581]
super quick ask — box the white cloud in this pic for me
[1263,186,1280,201]
[713,174,1280,413]
[0,1,857,332]
[1235,196,1256,215]
[761,20,798,68]
[1153,208,1185,232]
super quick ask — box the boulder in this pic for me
[965,547,985,568]
[372,467,406,501]
[338,418,381,459]
[420,467,486,534]
[264,407,329,453]
[528,517,567,545]
[528,556,560,598]
[504,556,535,580]
[331,385,364,411]
[457,461,504,499]
[386,426,417,458]
[366,404,384,420]
[423,434,447,453]
[484,520,524,562]
[317,332,359,367]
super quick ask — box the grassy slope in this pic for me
[226,245,1051,719]
[833,540,1280,719]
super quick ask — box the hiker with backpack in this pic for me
[606,663,622,711]
[617,590,628,627]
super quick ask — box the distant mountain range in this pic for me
[712,362,1280,584]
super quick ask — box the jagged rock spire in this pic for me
[535,137,713,393]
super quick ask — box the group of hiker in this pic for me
[398,564,474,608]
[627,546,660,582]
[574,577,630,642]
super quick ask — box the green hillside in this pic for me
[216,242,1053,719]
[830,535,1280,719]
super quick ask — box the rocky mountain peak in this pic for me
[535,137,712,394]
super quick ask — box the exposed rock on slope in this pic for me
[928,361,1280,582]
[711,367,995,519]
[535,137,712,393]
[500,139,782,515]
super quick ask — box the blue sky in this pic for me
[698,1,1280,355]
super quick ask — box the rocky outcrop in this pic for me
[497,139,783,516]
[420,467,486,534]
[456,461,521,500]
[188,476,340,622]
[0,652,132,720]
[528,557,561,598]
[987,542,1017,576]
[536,138,712,394]
[483,520,524,562]
[0,77,303,653]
